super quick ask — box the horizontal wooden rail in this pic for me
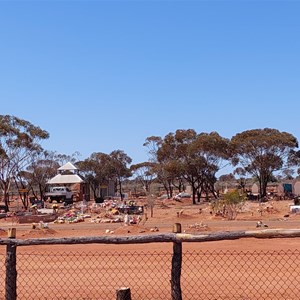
[1,228,300,246]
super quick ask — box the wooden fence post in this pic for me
[7,228,16,239]
[116,287,131,300]
[171,223,182,300]
[5,231,17,300]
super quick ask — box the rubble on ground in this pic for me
[256,221,268,228]
[184,222,209,233]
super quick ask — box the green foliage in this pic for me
[212,190,246,220]
[148,129,230,203]
[223,190,245,205]
[231,128,298,197]
[0,115,49,210]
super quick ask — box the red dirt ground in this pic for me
[1,199,300,299]
[1,198,300,251]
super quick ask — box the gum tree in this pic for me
[77,152,112,200]
[130,162,156,193]
[182,131,230,203]
[0,115,49,211]
[154,129,230,204]
[231,128,298,198]
[109,150,132,200]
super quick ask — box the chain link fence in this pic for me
[182,249,300,300]
[2,247,300,299]
[0,252,5,299]
[15,250,171,300]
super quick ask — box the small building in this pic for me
[251,180,294,198]
[99,182,115,199]
[293,180,300,196]
[47,162,89,201]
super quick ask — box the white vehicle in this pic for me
[44,186,74,203]
[173,192,191,201]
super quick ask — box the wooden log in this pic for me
[1,229,300,246]
[175,228,300,242]
[0,234,175,246]
[116,287,131,300]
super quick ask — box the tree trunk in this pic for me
[39,183,44,201]
[118,178,123,201]
[197,191,201,202]
[150,205,154,218]
[259,177,268,199]
[3,180,10,212]
[192,186,197,205]
[168,180,173,198]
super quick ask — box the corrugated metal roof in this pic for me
[47,174,84,184]
[58,162,78,171]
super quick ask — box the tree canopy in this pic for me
[0,115,49,210]
[2,113,300,209]
[231,128,298,198]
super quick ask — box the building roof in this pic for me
[58,162,78,171]
[47,174,84,184]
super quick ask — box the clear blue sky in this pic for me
[1,0,299,171]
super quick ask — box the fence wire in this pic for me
[16,251,172,300]
[2,248,300,299]
[0,252,5,299]
[182,249,300,300]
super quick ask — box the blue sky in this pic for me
[1,0,300,173]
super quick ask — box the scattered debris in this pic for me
[184,222,209,233]
[256,221,268,228]
[150,227,159,232]
[53,210,94,224]
[176,210,184,217]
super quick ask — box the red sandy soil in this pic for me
[0,198,300,251]
[1,199,300,300]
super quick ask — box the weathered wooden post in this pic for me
[171,223,182,300]
[7,228,16,239]
[5,228,17,300]
[116,287,131,300]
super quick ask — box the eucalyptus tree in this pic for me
[231,128,298,198]
[147,130,230,203]
[155,131,192,198]
[144,135,178,198]
[163,129,199,203]
[143,136,162,162]
[180,131,230,203]
[233,167,247,191]
[77,152,112,200]
[0,115,49,211]
[218,173,236,187]
[130,162,156,193]
[287,149,300,177]
[109,150,132,200]
[55,151,81,166]
[18,151,59,208]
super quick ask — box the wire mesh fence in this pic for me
[2,247,300,299]
[182,249,300,300]
[0,252,5,299]
[15,250,172,300]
